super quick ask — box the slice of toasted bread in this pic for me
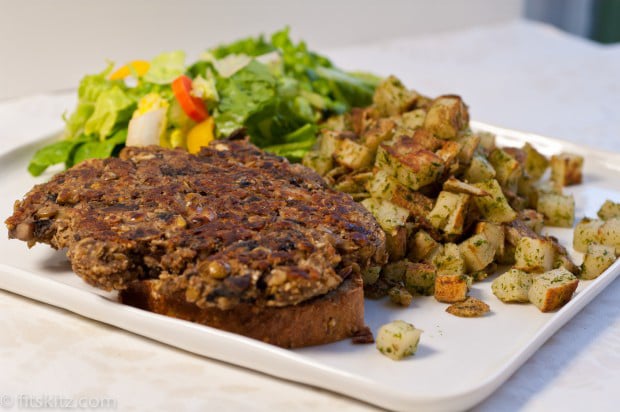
[120,275,368,348]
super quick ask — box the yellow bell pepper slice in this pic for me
[187,117,215,154]
[109,60,151,80]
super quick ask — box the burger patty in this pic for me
[6,139,387,310]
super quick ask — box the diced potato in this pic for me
[476,131,496,152]
[404,262,436,295]
[375,142,444,190]
[373,76,417,117]
[381,260,409,283]
[391,186,434,218]
[334,138,374,169]
[396,109,427,132]
[599,217,620,254]
[491,268,533,303]
[497,243,516,265]
[427,191,470,235]
[409,230,440,262]
[362,118,396,151]
[434,243,466,276]
[464,154,496,183]
[376,320,422,360]
[436,140,462,169]
[519,209,545,234]
[366,170,399,200]
[472,180,518,223]
[581,244,616,280]
[386,226,408,261]
[443,177,490,197]
[362,266,381,285]
[349,107,377,135]
[488,148,523,192]
[597,200,620,220]
[573,218,603,252]
[423,95,469,139]
[514,237,555,273]
[434,273,469,303]
[528,268,579,312]
[554,253,581,276]
[388,285,414,307]
[474,221,505,259]
[318,130,343,158]
[537,193,575,227]
[459,234,496,272]
[320,113,349,132]
[457,134,481,165]
[550,153,584,186]
[523,142,549,180]
[361,198,410,234]
[409,129,443,151]
[302,151,333,176]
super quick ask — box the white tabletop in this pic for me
[0,20,619,412]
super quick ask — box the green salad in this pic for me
[28,28,380,176]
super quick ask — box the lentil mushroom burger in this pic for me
[6,138,387,347]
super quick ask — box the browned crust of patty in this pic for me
[6,139,386,311]
[120,274,367,348]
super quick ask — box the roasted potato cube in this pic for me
[474,221,505,259]
[318,130,343,158]
[388,285,414,307]
[376,320,422,360]
[361,198,410,234]
[514,237,555,273]
[443,177,490,197]
[457,134,481,165]
[523,142,549,180]
[395,109,427,133]
[366,170,398,200]
[519,209,545,234]
[408,129,443,151]
[597,200,620,220]
[489,148,523,192]
[581,244,616,280]
[334,138,374,169]
[386,226,408,261]
[409,230,441,262]
[573,218,603,252]
[554,253,581,276]
[497,243,517,265]
[550,153,584,186]
[302,151,333,176]
[362,118,396,151]
[373,76,417,116]
[528,268,579,312]
[423,95,469,139]
[476,131,496,152]
[321,114,350,132]
[435,140,463,170]
[381,260,409,283]
[459,234,496,272]
[376,142,444,190]
[537,193,575,227]
[404,262,436,295]
[599,217,620,254]
[473,180,518,223]
[362,266,382,285]
[464,154,496,184]
[491,268,533,303]
[434,243,466,276]
[427,191,470,235]
[391,186,434,218]
[434,273,469,303]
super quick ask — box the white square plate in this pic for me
[1,121,619,412]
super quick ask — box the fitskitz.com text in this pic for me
[0,394,117,410]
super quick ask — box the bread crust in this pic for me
[120,275,368,348]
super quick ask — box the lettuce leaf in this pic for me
[84,86,135,139]
[72,130,127,165]
[27,140,78,176]
[143,50,186,84]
